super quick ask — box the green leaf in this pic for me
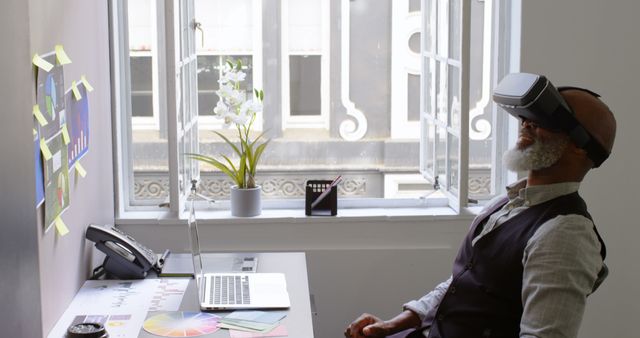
[226,60,234,69]
[238,153,247,188]
[236,59,242,71]
[186,153,240,186]
[212,130,241,156]
[259,89,264,101]
[252,140,270,173]
[254,88,259,99]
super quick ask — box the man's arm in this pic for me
[403,276,452,324]
[520,214,604,338]
[345,277,452,338]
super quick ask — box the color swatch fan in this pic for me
[143,312,220,337]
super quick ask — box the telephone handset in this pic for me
[86,224,158,279]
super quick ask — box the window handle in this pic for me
[193,20,204,48]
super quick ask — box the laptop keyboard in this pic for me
[210,275,251,305]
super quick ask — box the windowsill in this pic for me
[116,205,483,226]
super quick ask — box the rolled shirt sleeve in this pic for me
[403,276,452,324]
[520,214,605,338]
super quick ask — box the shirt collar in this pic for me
[505,178,581,207]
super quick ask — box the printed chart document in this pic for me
[48,279,189,338]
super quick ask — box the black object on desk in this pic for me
[66,322,108,338]
[305,179,338,216]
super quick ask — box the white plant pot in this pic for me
[230,185,262,217]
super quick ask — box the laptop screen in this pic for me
[187,196,204,300]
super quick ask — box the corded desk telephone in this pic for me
[85,224,158,279]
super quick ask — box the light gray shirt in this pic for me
[404,179,606,338]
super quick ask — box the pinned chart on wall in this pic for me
[65,81,89,168]
[34,126,45,207]
[32,45,93,235]
[43,132,70,232]
[34,52,66,141]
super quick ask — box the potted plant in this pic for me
[188,59,269,217]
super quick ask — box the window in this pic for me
[110,0,519,214]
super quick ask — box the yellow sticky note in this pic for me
[62,125,70,145]
[81,75,94,92]
[33,105,48,126]
[71,81,82,100]
[75,162,87,178]
[40,139,52,160]
[55,45,72,65]
[55,217,70,236]
[32,53,54,72]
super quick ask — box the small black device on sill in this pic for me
[305,179,338,216]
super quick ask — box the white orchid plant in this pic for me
[188,59,269,189]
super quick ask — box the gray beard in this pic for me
[503,137,569,172]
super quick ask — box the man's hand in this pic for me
[344,313,390,338]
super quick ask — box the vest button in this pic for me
[465,262,473,269]
[437,314,445,321]
[449,286,456,294]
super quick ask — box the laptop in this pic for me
[186,201,291,311]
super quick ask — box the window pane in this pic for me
[407,74,420,122]
[195,0,254,52]
[128,0,169,205]
[436,125,447,186]
[436,61,448,124]
[424,58,435,116]
[424,0,435,53]
[130,56,153,117]
[289,55,321,116]
[448,133,459,194]
[197,55,253,118]
[449,0,461,60]
[421,119,435,176]
[448,65,460,128]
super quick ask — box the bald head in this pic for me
[561,89,617,154]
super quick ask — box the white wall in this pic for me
[28,0,115,334]
[0,0,114,336]
[0,1,42,337]
[520,1,640,337]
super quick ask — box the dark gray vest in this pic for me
[424,192,606,338]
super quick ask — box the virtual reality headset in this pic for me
[492,72,609,167]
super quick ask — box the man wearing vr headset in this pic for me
[345,73,616,338]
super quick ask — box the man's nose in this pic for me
[521,118,539,129]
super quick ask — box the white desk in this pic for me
[51,252,314,338]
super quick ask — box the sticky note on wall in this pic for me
[55,217,69,236]
[81,75,94,92]
[61,125,70,145]
[33,105,48,126]
[32,53,54,72]
[55,45,72,65]
[71,81,82,100]
[75,162,87,178]
[40,138,52,160]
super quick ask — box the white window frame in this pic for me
[281,0,330,130]
[166,0,199,215]
[112,0,520,216]
[420,0,471,212]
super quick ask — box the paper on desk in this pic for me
[224,310,287,324]
[47,279,189,338]
[229,325,288,338]
[218,321,279,333]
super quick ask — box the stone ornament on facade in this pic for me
[339,0,368,141]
